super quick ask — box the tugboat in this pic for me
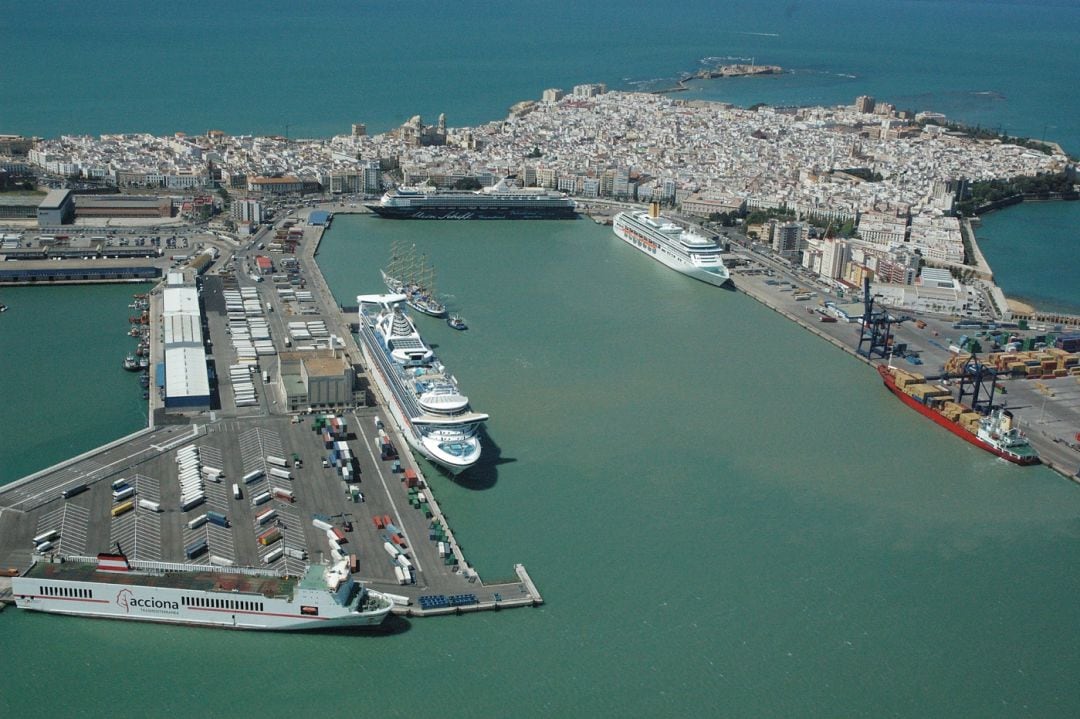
[447,315,467,331]
[122,355,139,371]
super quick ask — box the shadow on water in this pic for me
[445,425,513,491]
[304,612,412,637]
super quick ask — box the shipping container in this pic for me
[242,469,264,484]
[284,547,307,560]
[396,553,413,571]
[256,508,277,526]
[264,546,284,564]
[61,484,88,499]
[266,455,288,468]
[312,518,333,531]
[206,511,229,528]
[111,500,135,517]
[33,529,59,544]
[209,555,234,567]
[268,467,292,481]
[394,566,407,585]
[112,486,136,501]
[257,527,281,546]
[330,527,346,544]
[251,491,271,507]
[138,499,162,513]
[348,554,358,573]
[180,494,205,512]
[35,540,55,553]
[383,541,399,558]
[232,483,242,500]
[185,539,208,559]
[186,513,208,529]
[272,487,295,502]
[111,478,129,490]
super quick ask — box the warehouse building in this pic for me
[162,274,211,411]
[36,189,75,226]
[276,351,356,411]
[74,195,173,218]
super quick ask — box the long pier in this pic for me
[0,209,542,618]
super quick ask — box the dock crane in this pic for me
[944,352,1000,415]
[856,277,911,360]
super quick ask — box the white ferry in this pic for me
[12,553,393,631]
[612,204,731,286]
[356,294,488,474]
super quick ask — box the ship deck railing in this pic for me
[50,554,286,578]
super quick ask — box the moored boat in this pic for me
[447,315,467,331]
[612,204,730,287]
[12,552,393,631]
[877,364,1038,465]
[366,178,576,220]
[382,242,447,317]
[356,294,488,474]
[122,355,139,371]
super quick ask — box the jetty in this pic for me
[0,210,542,620]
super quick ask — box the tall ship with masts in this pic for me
[381,241,447,317]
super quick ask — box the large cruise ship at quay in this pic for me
[12,553,393,630]
[356,294,489,474]
[612,205,731,287]
[366,180,577,220]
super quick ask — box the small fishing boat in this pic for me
[447,315,467,331]
[122,355,139,371]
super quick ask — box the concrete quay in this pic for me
[724,244,1080,481]
[0,211,542,618]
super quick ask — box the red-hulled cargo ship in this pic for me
[877,365,1039,465]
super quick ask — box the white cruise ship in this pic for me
[13,553,393,631]
[356,294,488,474]
[366,179,576,220]
[612,205,731,287]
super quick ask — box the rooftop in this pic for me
[38,188,72,210]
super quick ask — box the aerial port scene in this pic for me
[1,2,1079,717]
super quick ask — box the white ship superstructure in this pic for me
[366,179,577,220]
[13,553,393,631]
[356,294,488,474]
[612,205,730,287]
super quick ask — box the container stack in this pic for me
[978,348,1080,378]
[224,287,276,367]
[229,364,258,407]
[176,445,205,512]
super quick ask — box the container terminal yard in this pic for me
[0,214,542,620]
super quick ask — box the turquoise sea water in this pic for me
[4,218,1080,717]
[0,284,149,483]
[2,2,1080,716]
[3,1,1078,153]
[974,201,1080,314]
